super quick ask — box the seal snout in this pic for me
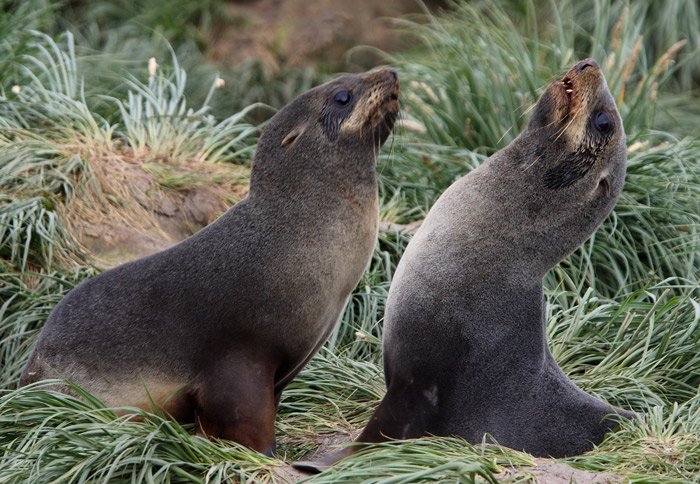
[368,67,400,99]
[576,59,599,73]
[373,67,398,82]
[363,67,400,141]
[555,58,603,118]
[564,58,601,78]
[560,58,602,90]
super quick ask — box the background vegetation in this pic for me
[1,0,698,481]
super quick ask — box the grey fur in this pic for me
[361,59,632,458]
[21,69,399,452]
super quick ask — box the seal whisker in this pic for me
[520,102,538,119]
[553,116,576,142]
[497,126,513,145]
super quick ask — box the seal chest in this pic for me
[21,68,400,454]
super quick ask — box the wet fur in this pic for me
[21,69,400,454]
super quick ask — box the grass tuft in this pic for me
[301,438,535,483]
[0,381,278,483]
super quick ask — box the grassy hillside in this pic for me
[1,0,699,482]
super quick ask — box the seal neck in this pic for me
[462,139,611,278]
[248,142,378,209]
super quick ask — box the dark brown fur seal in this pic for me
[20,68,400,455]
[295,59,632,472]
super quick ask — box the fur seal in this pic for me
[20,68,400,455]
[295,59,632,472]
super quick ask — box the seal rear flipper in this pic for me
[292,395,403,474]
[293,385,436,473]
[292,445,358,474]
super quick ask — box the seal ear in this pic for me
[282,124,307,146]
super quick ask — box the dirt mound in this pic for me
[64,147,249,269]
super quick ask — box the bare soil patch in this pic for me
[64,148,249,268]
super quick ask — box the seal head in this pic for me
[512,59,627,270]
[250,68,400,195]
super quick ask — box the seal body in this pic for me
[361,59,632,457]
[21,68,400,454]
[294,60,630,472]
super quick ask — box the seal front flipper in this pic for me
[193,349,278,455]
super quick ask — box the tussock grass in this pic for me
[299,438,532,484]
[0,271,84,389]
[548,285,700,409]
[0,31,258,271]
[114,55,260,163]
[0,381,278,483]
[0,0,699,482]
[0,0,55,81]
[567,397,700,480]
[0,197,80,272]
[279,350,384,442]
[61,0,227,47]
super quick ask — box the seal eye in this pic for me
[594,111,612,133]
[333,90,352,106]
[322,89,355,141]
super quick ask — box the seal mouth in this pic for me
[553,59,601,121]
[561,77,574,99]
[558,76,575,117]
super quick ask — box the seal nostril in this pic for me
[577,59,599,73]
